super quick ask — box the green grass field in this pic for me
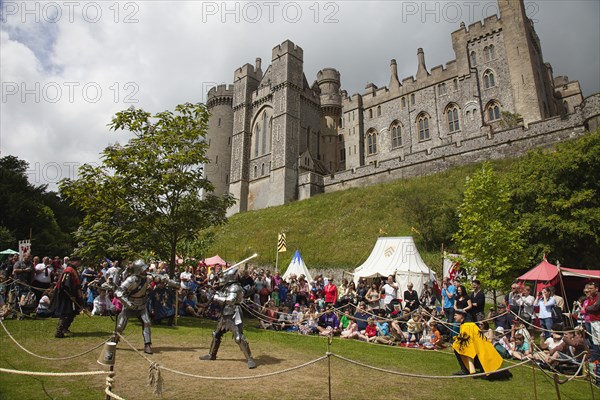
[1,315,597,400]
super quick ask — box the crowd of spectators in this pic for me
[1,254,598,373]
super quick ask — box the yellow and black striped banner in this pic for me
[277,233,287,253]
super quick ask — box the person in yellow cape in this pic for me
[452,309,503,376]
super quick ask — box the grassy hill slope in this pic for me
[203,160,514,274]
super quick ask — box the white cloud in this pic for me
[1,0,598,190]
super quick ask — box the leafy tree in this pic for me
[453,162,529,304]
[0,155,77,256]
[60,103,235,275]
[509,129,600,269]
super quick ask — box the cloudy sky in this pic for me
[1,0,599,190]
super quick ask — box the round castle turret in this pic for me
[205,84,234,197]
[317,68,342,110]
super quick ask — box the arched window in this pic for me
[366,129,378,155]
[369,109,373,119]
[254,125,260,157]
[470,51,477,66]
[411,93,416,105]
[390,122,402,148]
[417,113,430,141]
[253,165,258,178]
[377,106,381,117]
[484,46,490,62]
[446,104,460,133]
[483,70,495,89]
[438,83,446,96]
[489,44,495,60]
[252,107,273,158]
[261,163,265,176]
[453,79,458,91]
[486,101,501,122]
[401,97,406,109]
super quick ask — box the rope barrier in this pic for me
[0,367,109,377]
[329,353,531,379]
[0,319,109,360]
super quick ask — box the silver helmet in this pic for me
[219,266,239,285]
[131,259,148,275]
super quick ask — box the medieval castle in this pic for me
[204,0,600,215]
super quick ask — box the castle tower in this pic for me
[499,0,554,125]
[269,40,304,206]
[317,68,342,172]
[229,62,262,215]
[205,85,234,197]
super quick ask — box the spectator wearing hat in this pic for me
[493,303,512,332]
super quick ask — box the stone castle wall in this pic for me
[317,94,599,193]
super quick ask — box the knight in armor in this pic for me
[200,266,257,369]
[114,259,177,354]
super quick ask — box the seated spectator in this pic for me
[35,288,53,318]
[508,333,531,360]
[510,318,532,348]
[299,303,319,335]
[148,281,176,325]
[317,305,340,336]
[353,302,370,332]
[259,300,278,330]
[543,328,588,367]
[492,327,511,359]
[182,292,201,317]
[361,316,395,346]
[340,318,360,339]
[533,329,564,362]
[339,309,352,332]
[423,323,445,350]
[92,287,115,316]
[493,303,512,332]
[406,312,424,344]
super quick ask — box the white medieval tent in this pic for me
[283,250,314,284]
[353,237,437,293]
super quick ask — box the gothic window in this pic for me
[377,106,381,117]
[453,79,458,91]
[254,125,260,157]
[366,129,378,155]
[390,121,402,148]
[411,93,416,105]
[486,101,501,122]
[254,165,258,178]
[470,51,477,66]
[485,44,495,61]
[369,109,373,119]
[261,163,265,176]
[438,83,446,96]
[446,104,460,133]
[484,70,495,89]
[401,97,406,109]
[417,113,430,141]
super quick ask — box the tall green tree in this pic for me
[509,129,600,268]
[453,162,529,303]
[0,155,77,256]
[60,103,235,274]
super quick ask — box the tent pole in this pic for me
[556,261,572,316]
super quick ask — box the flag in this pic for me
[19,240,31,261]
[277,233,287,253]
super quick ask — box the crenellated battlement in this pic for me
[272,39,303,61]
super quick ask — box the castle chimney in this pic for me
[416,48,429,80]
[389,59,401,89]
[255,58,262,71]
